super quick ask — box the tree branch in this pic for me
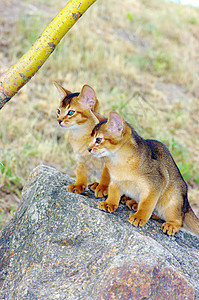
[0,0,97,109]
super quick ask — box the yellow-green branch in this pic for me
[0,0,97,109]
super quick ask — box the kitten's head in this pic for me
[54,82,99,130]
[88,112,129,158]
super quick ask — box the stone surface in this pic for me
[0,164,199,299]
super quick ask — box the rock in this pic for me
[0,164,199,299]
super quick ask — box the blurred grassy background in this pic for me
[0,0,199,228]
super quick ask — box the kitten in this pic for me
[55,82,110,197]
[88,111,199,236]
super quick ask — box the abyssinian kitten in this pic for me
[55,82,110,197]
[88,111,199,236]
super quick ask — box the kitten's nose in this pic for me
[88,148,92,153]
[57,119,62,125]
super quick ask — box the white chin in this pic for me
[59,123,69,129]
[68,124,80,130]
[92,151,107,158]
[60,124,75,130]
[60,126,69,129]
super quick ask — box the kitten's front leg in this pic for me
[67,162,87,194]
[129,189,159,227]
[89,165,110,198]
[98,182,120,212]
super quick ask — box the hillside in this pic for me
[0,0,199,228]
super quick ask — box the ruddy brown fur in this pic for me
[89,112,199,236]
[55,82,110,197]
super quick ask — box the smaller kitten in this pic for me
[55,82,110,197]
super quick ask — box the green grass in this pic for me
[0,162,5,174]
[133,49,175,77]
[0,212,4,229]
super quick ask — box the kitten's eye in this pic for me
[57,108,61,115]
[67,110,75,116]
[95,137,102,144]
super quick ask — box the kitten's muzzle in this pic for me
[88,148,92,153]
[57,119,62,125]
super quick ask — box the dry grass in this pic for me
[0,0,199,227]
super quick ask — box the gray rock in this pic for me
[0,164,199,299]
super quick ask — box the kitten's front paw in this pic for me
[121,196,138,210]
[161,222,181,235]
[98,201,118,213]
[67,184,86,194]
[88,182,99,192]
[88,182,108,197]
[128,213,147,227]
[95,185,108,198]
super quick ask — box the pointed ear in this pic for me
[54,82,71,100]
[107,112,124,136]
[93,99,99,112]
[78,85,97,110]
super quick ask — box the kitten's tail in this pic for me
[183,205,199,237]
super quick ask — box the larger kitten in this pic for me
[88,111,199,236]
[55,83,110,197]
